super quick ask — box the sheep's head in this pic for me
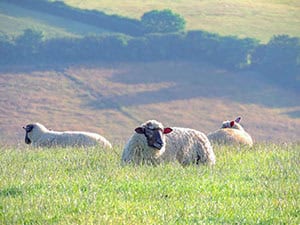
[135,120,173,150]
[221,117,244,130]
[23,124,34,144]
[22,123,48,144]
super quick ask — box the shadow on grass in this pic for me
[89,62,299,111]
[0,187,23,197]
[1,62,299,115]
[283,110,300,118]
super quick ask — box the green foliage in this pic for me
[252,35,300,68]
[14,29,44,46]
[2,28,299,82]
[0,33,15,63]
[184,30,259,69]
[0,144,299,224]
[14,29,44,57]
[1,28,258,69]
[251,35,300,87]
[141,9,186,34]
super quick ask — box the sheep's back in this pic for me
[57,132,110,147]
[34,131,110,148]
[165,128,215,165]
[69,131,112,148]
[208,129,253,146]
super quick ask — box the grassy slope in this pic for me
[0,1,299,42]
[1,62,299,146]
[1,3,299,223]
[0,2,110,39]
[0,144,299,224]
[63,0,300,42]
[0,1,299,144]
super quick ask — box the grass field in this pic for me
[0,2,110,39]
[1,62,299,146]
[62,0,300,42]
[1,1,299,42]
[0,144,299,224]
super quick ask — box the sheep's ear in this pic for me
[23,124,34,132]
[235,117,241,123]
[135,127,145,134]
[230,121,235,127]
[163,127,173,134]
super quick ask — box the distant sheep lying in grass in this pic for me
[121,119,216,166]
[23,122,112,148]
[207,117,253,147]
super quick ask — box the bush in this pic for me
[141,9,186,34]
[251,35,300,87]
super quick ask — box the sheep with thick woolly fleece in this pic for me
[207,117,253,146]
[121,119,216,166]
[23,122,112,148]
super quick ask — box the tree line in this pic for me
[0,29,257,67]
[1,29,299,86]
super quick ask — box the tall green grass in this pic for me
[0,144,299,224]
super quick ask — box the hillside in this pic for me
[62,0,300,42]
[0,2,111,39]
[1,1,299,42]
[1,62,299,146]
[1,1,299,146]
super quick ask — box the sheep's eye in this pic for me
[26,125,34,132]
[145,128,154,137]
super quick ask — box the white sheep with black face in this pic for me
[207,117,253,147]
[121,119,215,166]
[23,122,112,148]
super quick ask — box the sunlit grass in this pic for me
[0,143,299,224]
[1,1,299,42]
[0,2,110,39]
[62,0,300,42]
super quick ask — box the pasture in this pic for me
[63,0,300,42]
[0,144,299,224]
[1,62,299,145]
[1,1,299,42]
[0,2,110,39]
[0,1,299,222]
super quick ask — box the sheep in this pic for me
[121,119,216,166]
[207,116,253,147]
[23,122,112,148]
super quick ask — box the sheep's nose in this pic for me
[157,139,163,145]
[153,139,164,149]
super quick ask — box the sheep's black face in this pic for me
[23,124,34,144]
[135,127,164,149]
[135,126,173,150]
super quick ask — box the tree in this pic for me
[0,33,15,64]
[14,29,44,60]
[215,36,258,69]
[251,35,300,87]
[141,9,186,34]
